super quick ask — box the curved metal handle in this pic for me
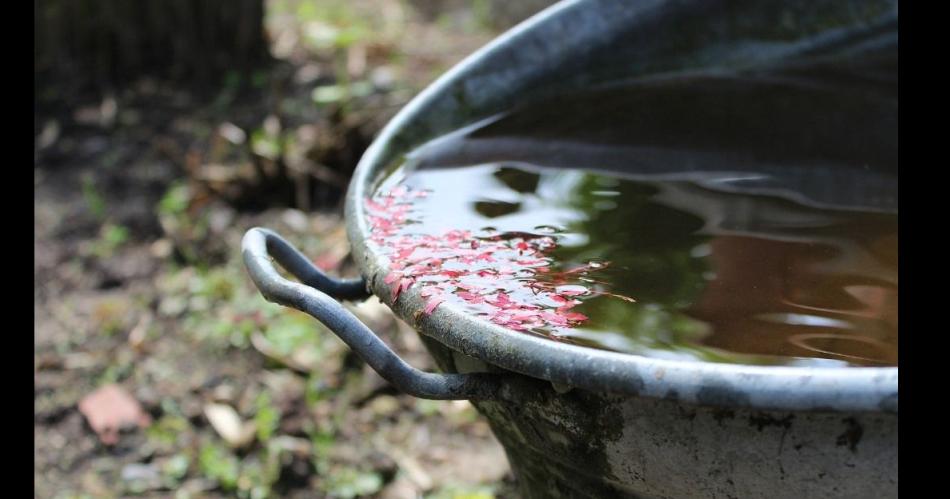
[241,227,505,400]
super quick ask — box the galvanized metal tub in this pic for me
[243,1,898,497]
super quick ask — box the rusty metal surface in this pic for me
[419,339,897,499]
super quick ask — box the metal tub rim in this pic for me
[342,0,898,414]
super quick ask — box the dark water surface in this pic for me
[368,76,897,367]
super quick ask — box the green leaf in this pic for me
[254,392,280,443]
[81,175,106,220]
[323,468,383,498]
[312,85,347,104]
[158,181,190,217]
[251,129,282,160]
[162,454,191,482]
[199,442,240,490]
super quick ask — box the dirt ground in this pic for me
[35,2,553,497]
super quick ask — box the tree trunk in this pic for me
[35,0,269,94]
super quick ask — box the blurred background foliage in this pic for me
[35,1,555,497]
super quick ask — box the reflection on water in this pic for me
[371,163,897,367]
[369,71,897,366]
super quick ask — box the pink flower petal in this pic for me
[563,312,588,322]
[384,272,401,285]
[424,296,445,315]
[365,183,611,333]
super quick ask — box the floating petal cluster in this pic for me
[365,184,617,333]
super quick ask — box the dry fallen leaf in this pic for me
[250,331,313,373]
[78,384,151,445]
[203,403,257,448]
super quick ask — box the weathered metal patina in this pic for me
[243,1,897,497]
